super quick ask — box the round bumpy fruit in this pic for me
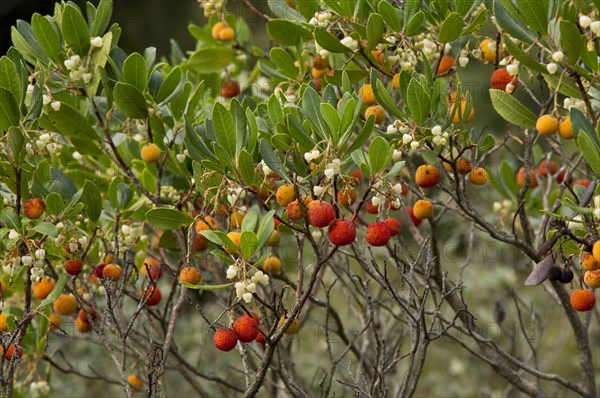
[263,256,281,275]
[337,188,356,207]
[490,69,517,91]
[364,105,386,124]
[308,201,335,227]
[1,344,23,361]
[584,270,600,288]
[221,81,240,98]
[436,55,455,75]
[266,230,280,246]
[570,289,596,312]
[287,200,304,221]
[574,179,590,187]
[454,158,473,175]
[23,197,46,219]
[78,307,97,324]
[480,38,501,63]
[538,160,557,178]
[451,101,475,123]
[366,222,391,247]
[65,258,83,276]
[413,200,433,220]
[140,143,161,163]
[328,219,357,246]
[179,267,202,285]
[102,264,122,281]
[75,318,92,333]
[195,216,219,232]
[140,287,162,306]
[312,56,329,70]
[278,316,300,334]
[193,234,209,251]
[593,241,600,263]
[276,184,296,207]
[581,253,600,271]
[128,375,144,393]
[558,117,574,139]
[214,328,238,351]
[33,278,55,300]
[384,218,401,236]
[358,84,377,105]
[225,232,241,254]
[415,165,441,188]
[536,115,559,136]
[140,257,163,281]
[371,49,385,64]
[229,210,245,229]
[234,314,259,342]
[517,167,538,188]
[311,67,327,79]
[469,167,488,185]
[53,294,77,316]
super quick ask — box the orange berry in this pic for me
[337,188,356,207]
[140,287,162,306]
[593,241,600,263]
[75,317,92,333]
[413,200,433,220]
[538,160,557,178]
[436,55,455,75]
[229,210,245,229]
[287,200,304,221]
[558,117,574,139]
[415,164,441,188]
[214,327,238,351]
[328,219,356,246]
[233,314,259,342]
[140,143,161,163]
[371,49,385,64]
[102,263,122,281]
[276,184,296,207]
[1,344,23,361]
[536,115,559,136]
[195,216,219,233]
[451,101,474,123]
[65,258,83,276]
[358,84,377,105]
[48,314,61,332]
[490,69,517,91]
[480,39,502,63]
[33,278,55,300]
[366,199,379,214]
[193,234,209,251]
[225,231,241,254]
[53,294,77,316]
[366,222,391,247]
[312,56,329,70]
[263,256,281,275]
[128,375,144,393]
[469,167,488,185]
[218,26,235,41]
[364,105,386,123]
[584,270,600,288]
[311,67,327,79]
[0,314,8,332]
[570,289,596,312]
[308,201,335,227]
[278,315,300,334]
[221,81,240,98]
[179,267,202,285]
[581,252,600,271]
[140,257,163,281]
[266,230,280,246]
[23,197,46,219]
[211,22,227,40]
[406,206,422,226]
[392,73,401,89]
[517,167,538,188]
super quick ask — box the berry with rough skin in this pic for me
[102,264,122,281]
[337,188,356,207]
[556,171,572,185]
[221,81,240,98]
[263,256,281,275]
[371,49,385,64]
[278,316,300,334]
[406,206,423,226]
[328,219,357,246]
[547,266,562,281]
[179,267,202,285]
[490,69,517,91]
[311,67,327,79]
[366,222,391,247]
[53,294,77,316]
[234,314,259,342]
[413,200,433,220]
[1,344,23,361]
[266,230,280,246]
[358,84,377,105]
[48,314,61,332]
[436,55,455,75]
[581,253,600,271]
[517,167,538,188]
[65,258,83,276]
[225,231,241,254]
[364,105,386,123]
[453,158,473,175]
[384,218,401,236]
[558,117,574,139]
[140,287,162,306]
[574,179,590,187]
[594,241,600,263]
[128,375,144,393]
[469,167,488,185]
[538,160,557,178]
[559,269,574,284]
[365,199,379,214]
[584,270,600,288]
[140,143,161,163]
[193,234,209,251]
[255,330,266,344]
[570,289,596,312]
[536,115,559,136]
[23,198,45,219]
[33,278,55,300]
[276,184,296,207]
[451,101,475,123]
[480,38,501,63]
[195,216,219,232]
[287,200,304,221]
[308,201,335,227]
[214,328,238,351]
[415,165,440,188]
[312,56,329,70]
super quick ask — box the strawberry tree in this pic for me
[0,0,599,396]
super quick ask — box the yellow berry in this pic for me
[558,116,574,139]
[263,256,282,275]
[141,143,161,163]
[276,184,296,207]
[536,115,559,136]
[364,105,386,124]
[358,84,377,105]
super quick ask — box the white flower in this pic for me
[594,208,600,219]
[591,21,600,35]
[8,229,20,240]
[82,73,93,83]
[35,249,46,260]
[444,43,452,52]
[71,55,81,65]
[431,125,442,136]
[226,266,237,279]
[392,149,402,160]
[505,83,515,94]
[245,282,256,293]
[133,134,144,142]
[398,124,409,134]
[261,161,272,176]
[507,64,519,75]
[309,17,318,26]
[46,143,59,153]
[313,186,324,196]
[64,59,75,70]
[552,51,564,62]
[371,195,382,206]
[50,101,61,111]
[176,153,186,163]
[340,36,358,51]
[546,62,558,74]
[410,141,420,150]
[402,134,413,145]
[242,292,253,303]
[574,100,586,112]
[579,15,592,28]
[91,36,103,48]
[432,136,442,145]
[386,125,398,134]
[27,84,34,95]
[261,274,269,284]
[493,202,502,212]
[439,138,447,145]
[21,255,33,266]
[593,195,600,209]
[391,198,401,208]
[563,98,573,109]
[78,236,88,246]
[72,151,83,161]
[304,149,320,162]
[392,183,404,195]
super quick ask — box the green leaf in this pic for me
[240,231,258,260]
[267,19,312,45]
[200,230,237,252]
[186,47,235,74]
[8,127,24,164]
[346,116,374,154]
[270,48,299,79]
[489,89,536,128]
[38,101,96,137]
[320,103,340,137]
[366,14,384,50]
[404,11,424,36]
[82,180,102,223]
[260,139,289,182]
[61,5,91,56]
[516,0,547,36]
[36,274,66,310]
[0,207,21,230]
[485,0,535,43]
[268,0,305,21]
[378,1,401,32]
[314,28,351,53]
[373,76,403,118]
[420,149,438,165]
[0,88,20,133]
[31,14,62,65]
[145,208,194,230]
[542,74,581,98]
[0,56,21,103]
[155,67,182,104]
[302,86,330,137]
[382,161,406,179]
[90,0,113,36]
[237,150,256,186]
[32,222,58,238]
[438,12,464,43]
[180,281,234,290]
[406,79,430,124]
[122,53,148,92]
[502,37,545,73]
[45,192,64,215]
[256,210,275,248]
[368,136,390,175]
[113,82,148,119]
[559,20,581,65]
[87,31,112,98]
[212,102,236,159]
[241,211,258,233]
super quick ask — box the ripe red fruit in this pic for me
[65,258,83,276]
[538,160,557,178]
[221,81,241,98]
[406,206,422,226]
[574,179,590,187]
[384,218,401,236]
[23,198,46,219]
[140,287,162,306]
[570,289,596,312]
[214,328,238,352]
[490,69,518,91]
[415,165,441,188]
[255,330,266,344]
[94,264,106,279]
[365,199,379,214]
[308,201,335,227]
[1,344,23,361]
[556,171,572,185]
[233,314,259,342]
[328,219,357,246]
[366,222,391,247]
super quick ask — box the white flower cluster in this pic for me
[309,11,333,27]
[226,267,269,303]
[198,0,225,17]
[227,187,246,205]
[160,186,179,200]
[30,380,50,396]
[431,125,449,146]
[121,224,143,247]
[459,49,469,67]
[27,132,63,156]
[402,132,420,150]
[23,249,47,282]
[340,36,359,52]
[492,199,514,217]
[324,159,341,179]
[579,15,600,35]
[563,98,587,113]
[304,149,320,162]
[386,120,405,135]
[64,54,93,83]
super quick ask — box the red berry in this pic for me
[308,202,335,228]
[140,287,162,306]
[1,344,23,361]
[384,218,401,236]
[214,328,238,351]
[365,199,379,214]
[233,314,259,342]
[366,222,391,247]
[94,264,106,279]
[570,289,596,312]
[65,258,83,276]
[328,219,356,246]
[490,69,518,91]
[406,206,422,226]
